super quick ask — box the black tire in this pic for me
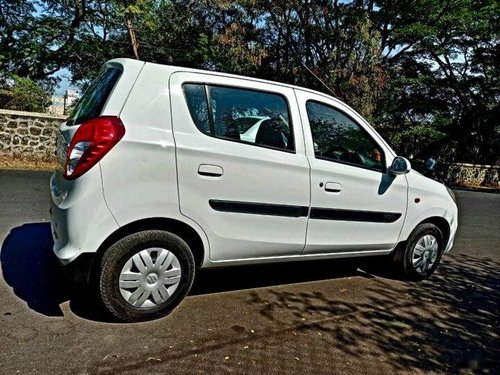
[98,230,195,322]
[393,223,444,281]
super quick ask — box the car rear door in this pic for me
[170,72,310,262]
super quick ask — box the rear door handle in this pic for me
[198,164,223,177]
[324,182,342,193]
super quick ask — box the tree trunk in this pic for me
[126,15,139,60]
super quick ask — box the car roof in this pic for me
[109,58,346,107]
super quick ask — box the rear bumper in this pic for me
[50,166,119,265]
[50,203,73,265]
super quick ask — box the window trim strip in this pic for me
[204,84,215,135]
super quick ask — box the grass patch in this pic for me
[0,155,58,171]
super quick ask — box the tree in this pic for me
[0,75,51,112]
[370,0,500,163]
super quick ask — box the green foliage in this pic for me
[372,0,499,164]
[0,0,498,163]
[0,75,51,112]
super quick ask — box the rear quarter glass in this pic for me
[66,67,122,126]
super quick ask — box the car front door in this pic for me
[170,72,310,262]
[294,89,408,255]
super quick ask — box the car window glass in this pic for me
[183,83,294,152]
[233,117,265,133]
[306,101,384,171]
[67,67,122,126]
[183,84,210,133]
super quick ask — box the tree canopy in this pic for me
[0,0,498,163]
[0,75,51,112]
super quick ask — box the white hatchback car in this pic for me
[50,58,458,322]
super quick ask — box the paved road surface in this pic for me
[0,170,498,374]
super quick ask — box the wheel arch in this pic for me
[96,217,206,268]
[395,215,451,254]
[417,216,451,250]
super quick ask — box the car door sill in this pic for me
[204,249,393,268]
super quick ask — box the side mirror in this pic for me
[390,156,411,175]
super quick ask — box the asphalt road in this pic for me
[0,170,499,374]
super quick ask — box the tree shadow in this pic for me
[246,253,500,373]
[2,222,498,373]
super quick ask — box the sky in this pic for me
[52,68,77,96]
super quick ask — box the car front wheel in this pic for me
[394,223,444,281]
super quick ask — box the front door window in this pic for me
[306,101,385,172]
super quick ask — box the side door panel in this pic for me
[170,73,310,262]
[295,89,408,254]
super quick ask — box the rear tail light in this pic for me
[64,116,125,180]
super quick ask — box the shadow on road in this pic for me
[1,223,499,373]
[190,258,372,296]
[74,253,500,375]
[246,253,500,373]
[1,223,68,316]
[1,222,370,321]
[0,223,107,320]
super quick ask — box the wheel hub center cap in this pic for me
[146,273,159,285]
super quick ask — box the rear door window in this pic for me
[183,83,294,152]
[66,67,122,126]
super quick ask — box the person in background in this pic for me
[425,155,436,173]
[424,155,443,182]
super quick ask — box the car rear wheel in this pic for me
[98,230,195,322]
[393,223,444,281]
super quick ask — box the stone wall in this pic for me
[0,109,65,160]
[441,162,499,188]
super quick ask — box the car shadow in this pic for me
[190,258,374,296]
[378,173,396,195]
[0,223,108,320]
[1,223,69,316]
[1,223,373,322]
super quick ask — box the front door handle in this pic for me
[198,164,223,177]
[324,182,342,193]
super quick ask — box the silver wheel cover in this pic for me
[412,234,439,274]
[119,248,181,309]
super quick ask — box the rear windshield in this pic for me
[66,67,122,126]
